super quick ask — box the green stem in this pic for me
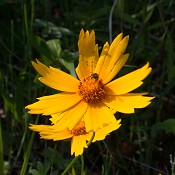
[61,156,79,175]
[87,132,95,147]
[61,132,95,175]
[81,154,84,175]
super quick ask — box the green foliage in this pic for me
[46,39,61,59]
[0,120,4,175]
[31,34,55,61]
[156,119,175,134]
[0,0,175,175]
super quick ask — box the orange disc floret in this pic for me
[78,75,106,104]
[70,121,87,136]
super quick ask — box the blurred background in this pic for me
[0,0,175,174]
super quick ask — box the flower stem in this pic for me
[87,132,95,146]
[61,156,79,175]
[61,132,95,175]
[81,154,84,175]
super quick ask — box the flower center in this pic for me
[78,73,106,104]
[71,121,87,136]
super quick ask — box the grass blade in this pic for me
[20,116,39,175]
[0,119,4,175]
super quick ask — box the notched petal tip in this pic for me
[31,60,38,69]
[117,33,123,39]
[31,59,42,67]
[80,28,84,33]
[125,35,129,40]
[106,62,153,95]
[85,30,90,35]
[90,30,95,36]
[30,58,80,92]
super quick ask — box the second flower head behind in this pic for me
[25,29,154,132]
[29,115,121,157]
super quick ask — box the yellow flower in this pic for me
[25,29,154,132]
[29,115,121,156]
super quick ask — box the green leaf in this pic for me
[46,39,61,58]
[30,34,54,60]
[156,119,175,134]
[58,58,76,78]
[148,18,174,30]
[29,169,41,175]
[34,19,73,38]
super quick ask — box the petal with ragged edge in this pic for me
[118,93,155,108]
[95,33,123,76]
[71,135,87,156]
[29,124,72,140]
[29,124,52,133]
[93,119,121,141]
[83,103,116,132]
[94,42,110,74]
[32,59,79,92]
[49,112,68,124]
[99,35,129,82]
[103,93,154,114]
[41,129,72,140]
[25,92,82,115]
[50,100,88,131]
[103,54,129,84]
[50,129,72,141]
[76,29,99,80]
[106,63,152,95]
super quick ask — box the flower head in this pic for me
[29,115,121,156]
[26,29,154,132]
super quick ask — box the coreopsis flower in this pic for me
[29,115,121,156]
[25,29,154,132]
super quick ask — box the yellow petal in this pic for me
[32,59,79,92]
[49,112,68,124]
[103,95,135,114]
[71,135,87,156]
[49,129,72,141]
[107,33,123,57]
[41,130,72,140]
[51,100,88,131]
[76,29,99,80]
[25,92,82,115]
[117,93,155,108]
[29,124,73,140]
[96,34,129,82]
[29,124,52,132]
[103,54,129,84]
[82,107,92,132]
[95,33,123,76]
[99,35,129,81]
[83,103,116,132]
[106,63,152,95]
[103,93,154,114]
[93,119,121,141]
[94,42,110,74]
